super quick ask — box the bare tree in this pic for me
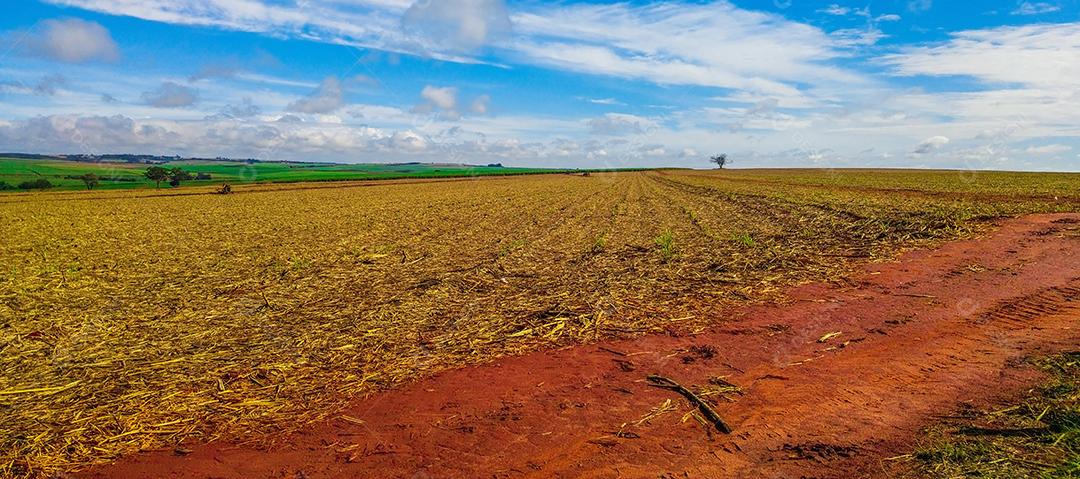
[710,154,730,169]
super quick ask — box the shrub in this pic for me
[18,178,54,190]
[733,232,755,247]
[590,233,607,254]
[168,168,194,187]
[655,230,676,261]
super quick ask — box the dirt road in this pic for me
[79,213,1080,479]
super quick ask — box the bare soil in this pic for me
[78,213,1080,479]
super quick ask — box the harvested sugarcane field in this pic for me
[6,1,1080,478]
[2,168,1079,478]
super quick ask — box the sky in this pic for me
[1,0,1080,171]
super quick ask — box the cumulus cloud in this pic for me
[469,94,491,115]
[22,18,120,63]
[287,77,344,114]
[402,0,512,51]
[679,148,700,159]
[588,113,658,136]
[276,114,304,123]
[0,111,685,167]
[141,81,198,108]
[391,130,429,151]
[214,97,261,119]
[913,135,950,154]
[0,114,177,152]
[0,113,400,160]
[413,85,460,119]
[227,100,261,118]
[422,85,457,110]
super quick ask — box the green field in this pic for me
[908,353,1080,478]
[0,157,581,191]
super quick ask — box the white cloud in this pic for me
[469,94,491,115]
[141,82,198,108]
[511,3,862,96]
[348,74,380,88]
[402,0,512,51]
[11,1,1080,172]
[287,77,344,114]
[0,115,177,152]
[1012,2,1061,15]
[587,98,623,105]
[819,4,850,16]
[31,74,67,96]
[390,130,428,151]
[189,64,240,82]
[0,109,668,166]
[42,1,861,98]
[0,81,32,96]
[907,0,933,13]
[0,113,425,161]
[413,85,461,119]
[882,23,1080,89]
[220,97,261,119]
[913,135,950,154]
[831,27,887,47]
[235,73,320,90]
[421,85,457,110]
[875,22,1080,150]
[876,14,902,22]
[21,18,119,63]
[1024,143,1071,154]
[587,113,658,136]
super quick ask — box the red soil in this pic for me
[79,214,1080,479]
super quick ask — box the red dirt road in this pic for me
[80,214,1080,479]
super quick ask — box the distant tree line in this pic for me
[63,174,136,182]
[0,167,213,193]
[0,179,55,190]
[144,167,208,188]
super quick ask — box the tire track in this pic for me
[977,280,1080,326]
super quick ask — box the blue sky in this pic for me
[1,0,1079,170]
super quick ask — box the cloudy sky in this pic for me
[1,0,1079,170]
